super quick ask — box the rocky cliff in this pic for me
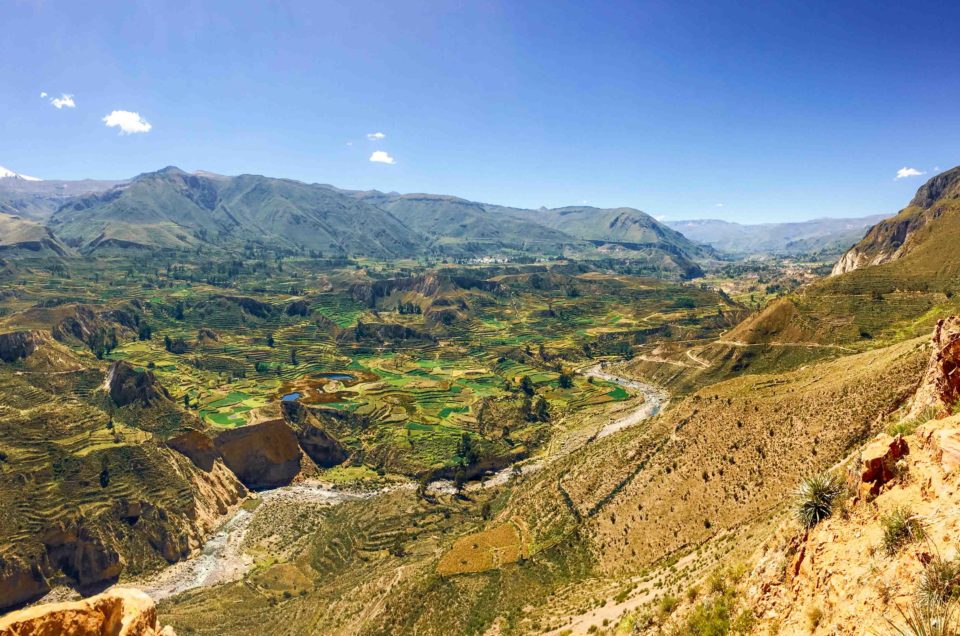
[832,166,960,276]
[0,587,175,635]
[741,316,960,634]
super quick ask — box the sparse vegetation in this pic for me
[886,601,959,636]
[918,558,960,606]
[880,506,925,556]
[795,472,844,529]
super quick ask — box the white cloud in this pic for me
[102,110,152,134]
[715,203,724,207]
[655,214,668,221]
[50,94,75,109]
[345,141,353,146]
[895,167,924,179]
[39,91,48,98]
[366,132,386,141]
[369,150,396,165]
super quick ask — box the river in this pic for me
[134,364,667,599]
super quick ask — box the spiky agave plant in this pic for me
[918,558,960,606]
[794,472,844,529]
[886,601,959,636]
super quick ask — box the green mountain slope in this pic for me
[526,206,713,256]
[345,190,577,254]
[48,168,425,257]
[692,166,960,379]
[0,212,71,256]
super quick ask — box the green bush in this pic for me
[918,558,960,606]
[795,472,844,529]
[881,506,925,555]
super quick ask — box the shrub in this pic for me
[674,596,732,636]
[658,594,679,618]
[807,605,824,631]
[795,472,844,529]
[918,558,960,606]
[881,506,925,555]
[886,601,959,636]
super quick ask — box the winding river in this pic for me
[133,364,668,599]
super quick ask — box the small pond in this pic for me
[281,392,302,402]
[317,373,354,382]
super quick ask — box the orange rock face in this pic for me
[0,587,175,636]
[860,434,909,496]
[909,316,960,418]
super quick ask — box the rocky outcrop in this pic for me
[51,305,102,346]
[350,274,442,308]
[908,316,960,418]
[196,327,220,342]
[831,167,960,276]
[0,551,49,610]
[108,361,172,407]
[0,330,46,362]
[859,433,909,496]
[285,300,310,317]
[0,587,175,635]
[167,429,220,471]
[41,519,123,590]
[214,420,303,489]
[745,413,960,635]
[282,401,349,468]
[211,295,274,318]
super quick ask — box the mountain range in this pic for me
[667,214,887,257]
[0,163,890,271]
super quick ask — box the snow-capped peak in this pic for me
[0,165,42,181]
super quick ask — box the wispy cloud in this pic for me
[366,132,386,141]
[895,167,924,179]
[369,150,396,165]
[102,110,152,134]
[50,94,75,109]
[715,203,724,207]
[39,91,48,98]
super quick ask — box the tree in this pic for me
[457,433,479,467]
[174,300,185,320]
[290,347,298,365]
[183,394,190,409]
[558,372,574,389]
[520,375,535,396]
[266,333,275,348]
[138,323,153,341]
[533,396,550,422]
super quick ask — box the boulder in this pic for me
[860,434,909,496]
[0,587,175,635]
[214,420,302,489]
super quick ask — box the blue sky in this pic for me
[2,0,958,223]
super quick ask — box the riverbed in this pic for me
[136,365,667,599]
